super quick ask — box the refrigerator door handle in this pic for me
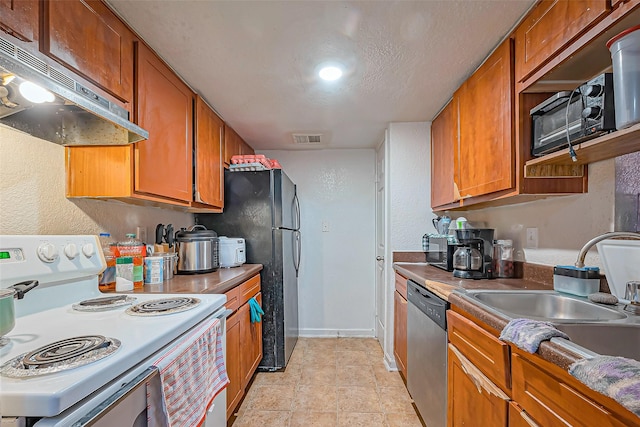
[294,230,301,278]
[293,191,301,231]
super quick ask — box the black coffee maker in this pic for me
[452,228,495,279]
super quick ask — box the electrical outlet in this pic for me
[136,226,148,243]
[322,221,330,232]
[526,227,538,249]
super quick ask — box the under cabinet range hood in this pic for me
[0,36,148,145]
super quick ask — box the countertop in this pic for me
[393,262,552,301]
[103,264,263,295]
[392,262,581,369]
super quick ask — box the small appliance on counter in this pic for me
[218,237,246,268]
[424,234,457,272]
[174,225,219,274]
[452,228,495,279]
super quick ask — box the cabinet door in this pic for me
[42,0,134,103]
[457,39,514,198]
[223,124,238,166]
[514,0,609,83]
[0,0,38,43]
[195,97,224,209]
[509,402,540,427]
[431,97,458,207]
[225,310,243,420]
[448,345,509,427]
[393,290,407,378]
[135,43,193,202]
[240,292,263,389]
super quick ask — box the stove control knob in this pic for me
[82,243,95,258]
[37,243,59,263]
[64,243,79,259]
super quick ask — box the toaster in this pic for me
[218,237,246,268]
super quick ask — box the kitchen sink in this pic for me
[467,290,627,322]
[553,323,640,360]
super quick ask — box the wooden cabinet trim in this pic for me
[394,272,408,300]
[225,286,240,313]
[393,289,407,379]
[238,274,261,307]
[0,0,39,43]
[447,310,511,392]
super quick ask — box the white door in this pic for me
[375,137,386,348]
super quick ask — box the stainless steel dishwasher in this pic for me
[406,279,450,427]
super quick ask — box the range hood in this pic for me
[0,36,148,145]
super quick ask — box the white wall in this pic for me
[388,122,433,250]
[260,149,376,337]
[0,126,194,237]
[458,159,616,267]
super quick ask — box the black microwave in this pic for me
[531,73,616,157]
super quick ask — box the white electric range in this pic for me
[0,235,227,426]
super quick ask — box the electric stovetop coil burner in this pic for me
[72,295,137,312]
[0,335,121,378]
[125,297,201,316]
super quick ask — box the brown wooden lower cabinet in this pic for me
[393,272,408,378]
[224,274,262,420]
[509,401,540,427]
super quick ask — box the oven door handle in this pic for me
[216,308,233,320]
[71,367,158,426]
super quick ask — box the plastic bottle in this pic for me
[114,233,145,288]
[98,233,116,290]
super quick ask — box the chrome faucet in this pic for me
[575,231,640,268]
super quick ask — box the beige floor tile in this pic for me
[373,366,406,388]
[338,412,387,427]
[304,338,338,352]
[336,337,368,351]
[287,347,305,366]
[245,384,295,411]
[337,365,376,387]
[366,351,386,365]
[336,350,370,366]
[290,411,338,427]
[300,364,337,385]
[385,412,424,427]
[292,385,338,411]
[233,410,291,427]
[378,387,416,414]
[337,386,383,413]
[303,348,337,365]
[361,338,384,354]
[252,369,301,386]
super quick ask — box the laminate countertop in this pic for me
[102,264,263,295]
[393,262,552,301]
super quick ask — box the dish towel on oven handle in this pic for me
[147,316,229,427]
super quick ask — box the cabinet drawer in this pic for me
[509,401,540,427]
[225,286,240,313]
[447,310,510,392]
[238,274,261,307]
[512,353,629,427]
[394,272,407,300]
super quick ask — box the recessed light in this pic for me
[19,81,55,103]
[318,66,343,81]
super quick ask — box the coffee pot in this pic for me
[452,228,495,279]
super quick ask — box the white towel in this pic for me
[147,317,229,427]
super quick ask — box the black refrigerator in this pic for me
[196,169,301,370]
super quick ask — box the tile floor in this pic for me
[231,337,424,427]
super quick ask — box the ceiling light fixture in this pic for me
[318,66,343,81]
[19,81,55,103]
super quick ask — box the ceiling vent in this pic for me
[292,133,323,145]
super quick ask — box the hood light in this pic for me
[19,81,55,103]
[319,66,343,81]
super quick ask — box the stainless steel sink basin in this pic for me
[554,323,640,360]
[468,290,627,322]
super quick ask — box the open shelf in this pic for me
[524,122,640,177]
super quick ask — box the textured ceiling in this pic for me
[106,0,535,150]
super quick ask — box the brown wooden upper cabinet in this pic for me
[0,0,39,43]
[431,97,458,208]
[41,0,135,106]
[456,39,514,200]
[224,124,255,167]
[514,0,610,83]
[135,42,194,202]
[194,97,224,210]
